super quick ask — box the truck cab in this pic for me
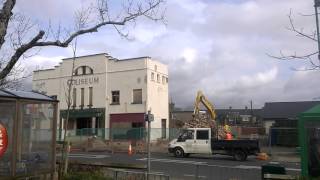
[169,128,212,157]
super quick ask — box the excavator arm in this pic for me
[193,91,216,120]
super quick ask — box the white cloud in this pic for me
[181,47,197,63]
[239,67,278,87]
[22,55,65,70]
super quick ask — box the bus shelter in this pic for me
[0,89,58,179]
[298,104,320,178]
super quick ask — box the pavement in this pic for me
[58,152,301,180]
[261,146,300,163]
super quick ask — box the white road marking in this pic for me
[136,158,208,165]
[137,158,301,172]
[56,153,109,159]
[235,165,261,169]
[184,174,207,178]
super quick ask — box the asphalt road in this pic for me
[59,152,301,180]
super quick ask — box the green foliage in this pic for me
[63,171,112,180]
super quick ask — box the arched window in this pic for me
[74,66,93,76]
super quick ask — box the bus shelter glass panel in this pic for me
[0,100,15,176]
[305,121,320,177]
[16,102,54,175]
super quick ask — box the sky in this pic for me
[7,0,320,109]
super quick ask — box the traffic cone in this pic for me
[256,152,269,160]
[128,142,133,155]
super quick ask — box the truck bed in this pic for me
[211,139,260,155]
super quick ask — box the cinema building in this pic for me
[32,53,169,139]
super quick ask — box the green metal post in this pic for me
[298,115,308,177]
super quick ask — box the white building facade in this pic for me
[32,53,169,139]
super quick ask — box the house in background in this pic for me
[169,101,263,128]
[263,101,320,146]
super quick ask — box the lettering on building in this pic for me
[67,77,99,86]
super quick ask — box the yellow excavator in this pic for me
[190,90,231,139]
[192,90,216,122]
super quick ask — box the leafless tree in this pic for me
[59,39,77,178]
[0,0,165,87]
[268,10,320,71]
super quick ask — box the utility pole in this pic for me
[147,110,151,175]
[315,0,320,61]
[250,100,253,123]
[145,110,154,180]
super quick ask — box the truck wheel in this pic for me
[174,147,184,158]
[234,150,247,161]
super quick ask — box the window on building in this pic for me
[72,88,76,108]
[154,65,157,71]
[132,122,144,128]
[80,88,84,108]
[151,72,154,81]
[166,77,168,83]
[111,91,120,104]
[162,76,165,84]
[75,66,93,76]
[82,66,86,75]
[132,89,142,104]
[88,87,93,107]
[157,74,160,83]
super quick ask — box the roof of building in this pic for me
[172,109,263,117]
[119,56,151,61]
[62,53,108,60]
[263,101,320,120]
[0,89,57,102]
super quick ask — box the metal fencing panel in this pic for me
[111,169,170,180]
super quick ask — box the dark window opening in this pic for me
[88,87,93,107]
[82,66,86,75]
[72,88,76,108]
[132,89,142,104]
[80,88,84,108]
[111,91,120,104]
[161,119,166,138]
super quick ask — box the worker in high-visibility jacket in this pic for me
[224,125,232,140]
[225,133,232,140]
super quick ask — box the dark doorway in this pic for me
[161,119,166,138]
[76,117,92,135]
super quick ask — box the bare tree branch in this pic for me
[0,0,165,83]
[0,0,16,49]
[268,9,320,71]
[286,10,317,42]
[267,51,318,61]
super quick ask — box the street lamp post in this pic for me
[314,0,320,60]
[145,110,154,180]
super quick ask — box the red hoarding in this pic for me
[0,123,8,157]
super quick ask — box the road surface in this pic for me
[58,152,300,180]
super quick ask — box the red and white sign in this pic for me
[0,123,8,157]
